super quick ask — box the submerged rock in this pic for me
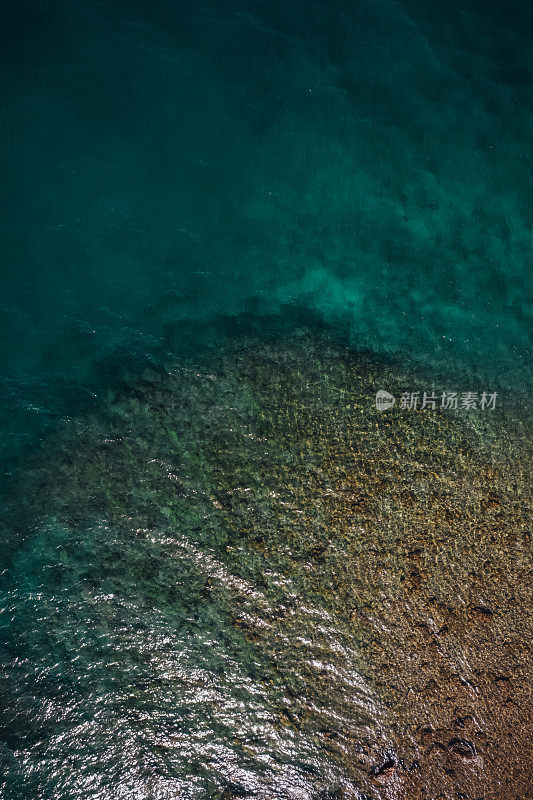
[1,332,531,800]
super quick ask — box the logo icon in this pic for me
[375,390,395,412]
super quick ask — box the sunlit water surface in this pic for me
[0,1,532,798]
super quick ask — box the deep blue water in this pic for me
[0,1,531,798]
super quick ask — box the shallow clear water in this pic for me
[0,2,531,798]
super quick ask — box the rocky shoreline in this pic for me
[2,332,531,800]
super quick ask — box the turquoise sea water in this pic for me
[0,1,532,798]
[0,0,531,474]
